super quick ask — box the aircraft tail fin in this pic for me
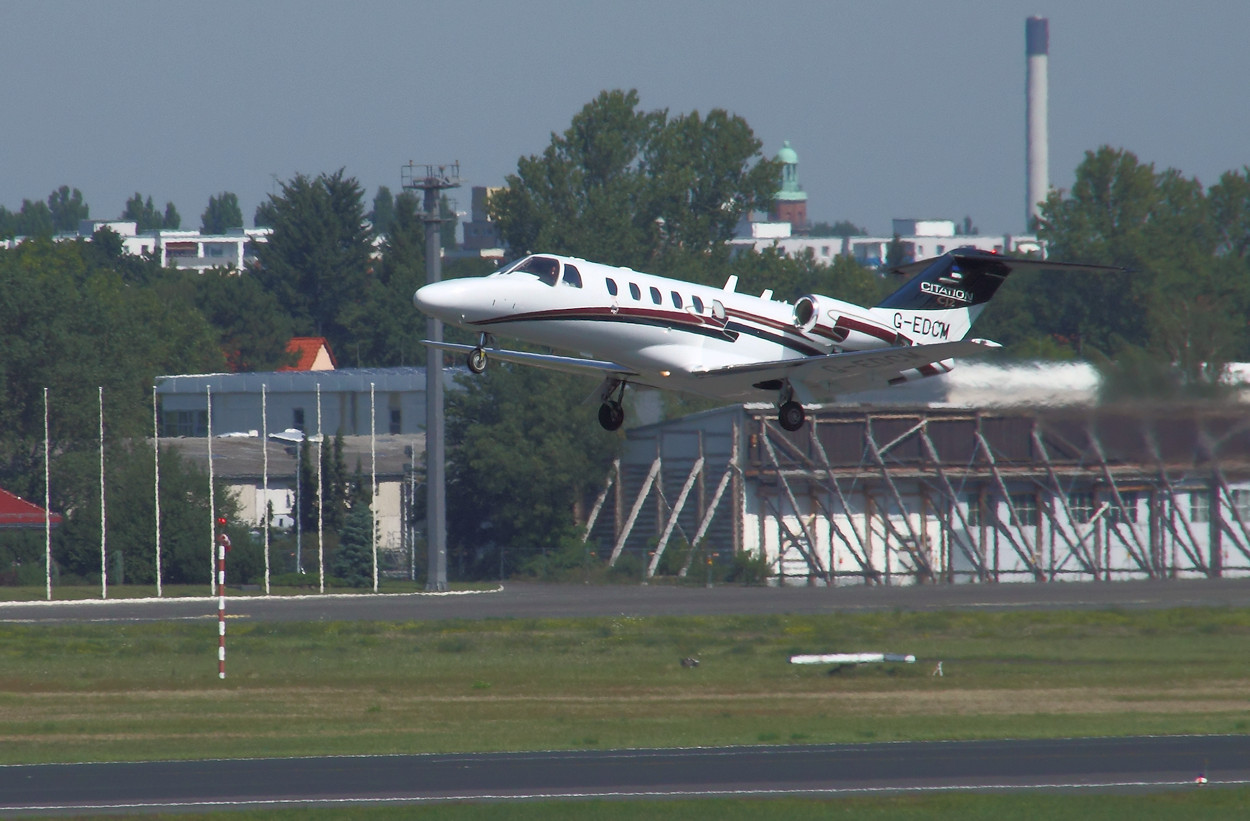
[876,248,1013,313]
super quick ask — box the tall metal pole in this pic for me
[44,388,51,601]
[262,384,270,594]
[405,162,459,592]
[1026,16,1049,231]
[207,385,216,594]
[424,182,447,592]
[153,387,162,597]
[371,381,379,593]
[316,383,324,594]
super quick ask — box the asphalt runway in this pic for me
[5,579,1250,814]
[5,576,1250,624]
[1,735,1246,815]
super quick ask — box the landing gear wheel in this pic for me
[467,347,487,374]
[598,401,625,431]
[778,400,806,432]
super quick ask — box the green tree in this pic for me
[809,220,866,237]
[369,186,395,236]
[189,268,295,371]
[0,238,221,500]
[331,504,373,587]
[200,192,243,234]
[726,247,882,306]
[491,89,777,273]
[0,196,68,239]
[47,186,89,232]
[439,193,458,250]
[251,169,372,354]
[253,199,275,228]
[314,432,350,532]
[52,442,240,586]
[975,145,1250,395]
[643,107,780,257]
[445,364,620,579]
[338,190,437,366]
[296,438,318,534]
[122,193,180,231]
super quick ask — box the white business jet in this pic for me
[413,249,1103,431]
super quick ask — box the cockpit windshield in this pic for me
[501,255,561,286]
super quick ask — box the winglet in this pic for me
[723,275,738,293]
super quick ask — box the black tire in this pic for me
[467,347,487,374]
[598,402,625,431]
[779,400,805,431]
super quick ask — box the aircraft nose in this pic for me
[413,279,474,325]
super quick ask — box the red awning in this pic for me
[0,487,61,529]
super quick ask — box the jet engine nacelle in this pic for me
[793,294,906,351]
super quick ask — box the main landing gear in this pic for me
[598,379,627,431]
[466,334,491,374]
[776,382,806,432]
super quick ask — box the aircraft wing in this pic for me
[691,339,997,399]
[421,340,638,379]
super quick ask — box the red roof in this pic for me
[0,487,61,529]
[278,337,337,371]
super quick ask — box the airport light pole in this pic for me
[403,162,460,591]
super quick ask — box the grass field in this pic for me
[41,788,1250,821]
[2,606,1249,766]
[0,580,495,602]
[3,600,1250,817]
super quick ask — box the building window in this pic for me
[390,408,401,435]
[1190,491,1210,523]
[1010,493,1039,527]
[1069,492,1094,524]
[293,408,305,432]
[1108,491,1139,524]
[1233,489,1250,521]
[965,495,981,528]
[160,409,207,437]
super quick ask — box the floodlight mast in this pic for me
[403,162,461,591]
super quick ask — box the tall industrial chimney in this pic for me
[1026,16,1049,231]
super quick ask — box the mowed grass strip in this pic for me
[0,607,1248,764]
[43,787,1250,820]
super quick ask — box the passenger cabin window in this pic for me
[510,255,560,286]
[649,286,661,305]
[605,278,618,296]
[629,282,641,300]
[561,264,583,288]
[671,291,683,309]
[692,295,705,314]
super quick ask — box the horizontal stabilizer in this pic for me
[879,248,1130,312]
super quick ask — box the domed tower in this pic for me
[770,140,808,233]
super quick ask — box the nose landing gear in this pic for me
[466,334,492,374]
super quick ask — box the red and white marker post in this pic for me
[216,523,231,680]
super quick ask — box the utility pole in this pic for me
[403,161,460,591]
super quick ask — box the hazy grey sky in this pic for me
[3,1,1248,238]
